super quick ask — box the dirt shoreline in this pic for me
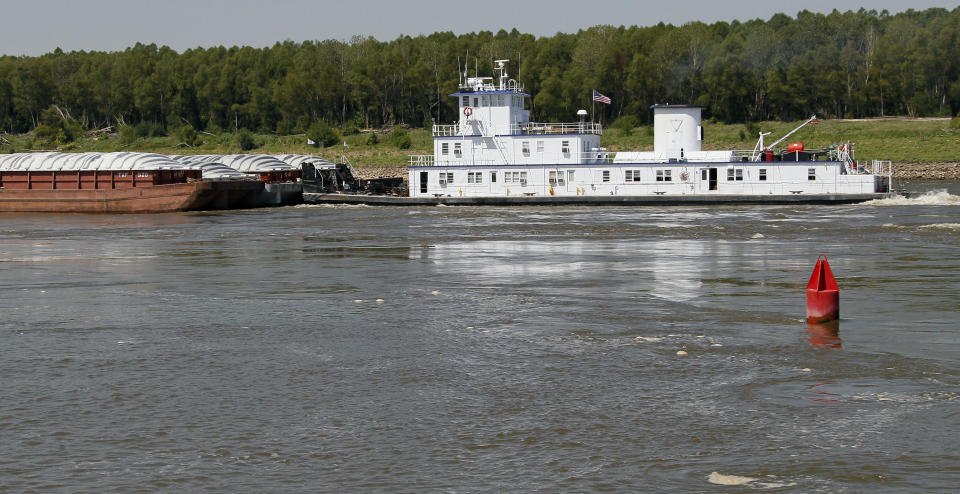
[891,162,960,181]
[352,162,960,181]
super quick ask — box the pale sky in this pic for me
[1,0,958,56]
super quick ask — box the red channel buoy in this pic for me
[806,254,839,324]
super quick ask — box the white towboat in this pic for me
[406,60,892,201]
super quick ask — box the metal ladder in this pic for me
[476,120,510,165]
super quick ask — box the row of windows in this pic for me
[436,167,816,185]
[504,171,528,184]
[440,142,462,156]
[611,169,672,182]
[446,140,571,156]
[722,168,815,181]
[522,140,570,154]
[462,94,524,108]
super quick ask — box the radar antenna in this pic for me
[494,59,510,90]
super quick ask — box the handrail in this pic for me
[515,122,602,135]
[433,124,461,136]
[433,122,603,137]
[408,155,435,166]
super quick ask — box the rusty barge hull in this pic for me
[0,173,264,213]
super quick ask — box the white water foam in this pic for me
[634,336,664,343]
[917,223,960,231]
[707,472,757,485]
[862,189,960,206]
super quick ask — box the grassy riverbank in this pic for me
[3,117,958,177]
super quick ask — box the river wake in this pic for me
[862,189,960,206]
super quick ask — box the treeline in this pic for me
[1,7,958,138]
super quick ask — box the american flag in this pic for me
[593,90,611,104]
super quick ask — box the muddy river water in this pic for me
[2,182,958,492]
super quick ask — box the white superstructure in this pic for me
[408,60,892,198]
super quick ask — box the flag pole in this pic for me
[592,90,595,124]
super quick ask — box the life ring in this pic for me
[680,171,689,181]
[463,106,473,117]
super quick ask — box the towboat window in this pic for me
[735,169,743,181]
[701,169,708,180]
[441,143,449,155]
[498,95,505,105]
[808,168,816,180]
[439,172,454,185]
[520,172,527,185]
[482,95,489,106]
[468,172,483,184]
[537,141,544,153]
[759,169,767,181]
[454,143,462,157]
[625,170,641,182]
[562,141,570,154]
[546,171,566,186]
[656,170,672,182]
[602,170,610,182]
[462,96,469,107]
[473,97,478,107]
[522,141,530,154]
[727,168,735,181]
[491,171,497,182]
[568,170,576,183]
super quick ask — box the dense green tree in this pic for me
[1,7,958,136]
[306,120,339,148]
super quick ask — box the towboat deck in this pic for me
[304,192,893,206]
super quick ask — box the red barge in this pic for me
[0,169,263,213]
[0,152,280,213]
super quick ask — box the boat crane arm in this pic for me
[767,115,817,150]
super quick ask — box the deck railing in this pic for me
[409,152,612,167]
[433,124,460,136]
[514,122,602,135]
[433,121,603,137]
